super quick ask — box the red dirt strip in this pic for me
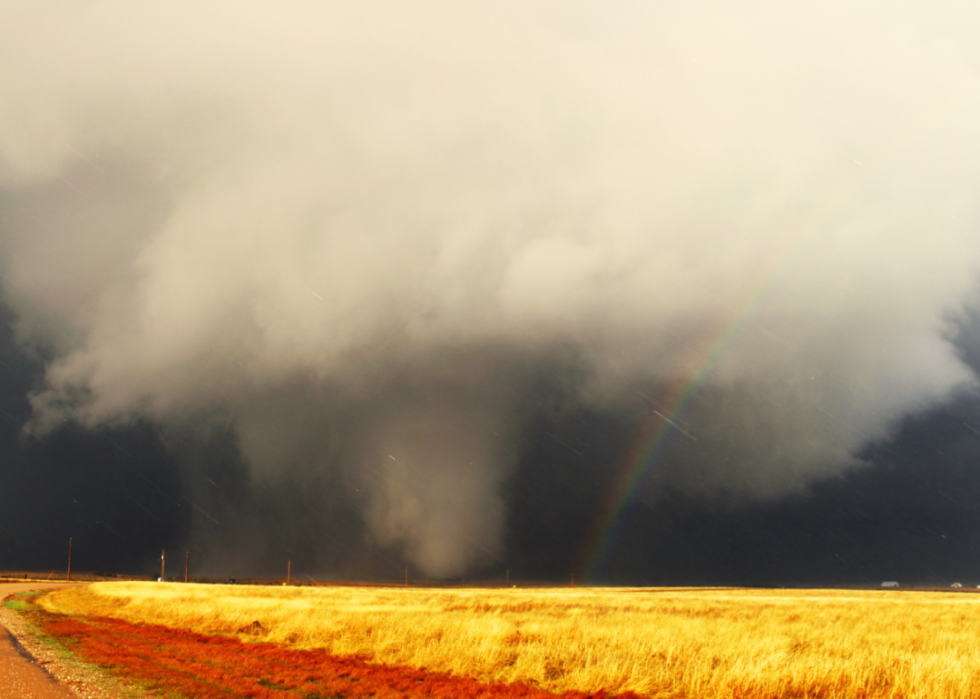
[37,612,642,699]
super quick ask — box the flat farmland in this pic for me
[39,583,980,698]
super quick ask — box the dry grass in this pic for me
[40,582,980,698]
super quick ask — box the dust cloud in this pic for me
[3,1,980,576]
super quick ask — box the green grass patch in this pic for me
[3,591,41,612]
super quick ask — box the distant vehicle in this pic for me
[881,581,899,588]
[952,582,963,588]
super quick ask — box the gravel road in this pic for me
[0,582,127,699]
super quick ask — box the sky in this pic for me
[3,1,980,584]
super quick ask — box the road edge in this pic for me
[1,585,145,699]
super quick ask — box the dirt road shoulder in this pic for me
[0,582,138,699]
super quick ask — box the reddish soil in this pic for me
[36,612,642,699]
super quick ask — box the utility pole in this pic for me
[66,537,72,582]
[405,567,408,588]
[287,560,291,585]
[185,551,189,583]
[161,549,165,581]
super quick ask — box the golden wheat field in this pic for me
[40,582,980,698]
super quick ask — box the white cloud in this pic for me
[3,0,980,574]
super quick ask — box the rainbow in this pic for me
[577,95,966,581]
[578,234,811,581]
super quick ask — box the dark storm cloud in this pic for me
[502,355,980,586]
[0,305,181,574]
[3,1,980,577]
